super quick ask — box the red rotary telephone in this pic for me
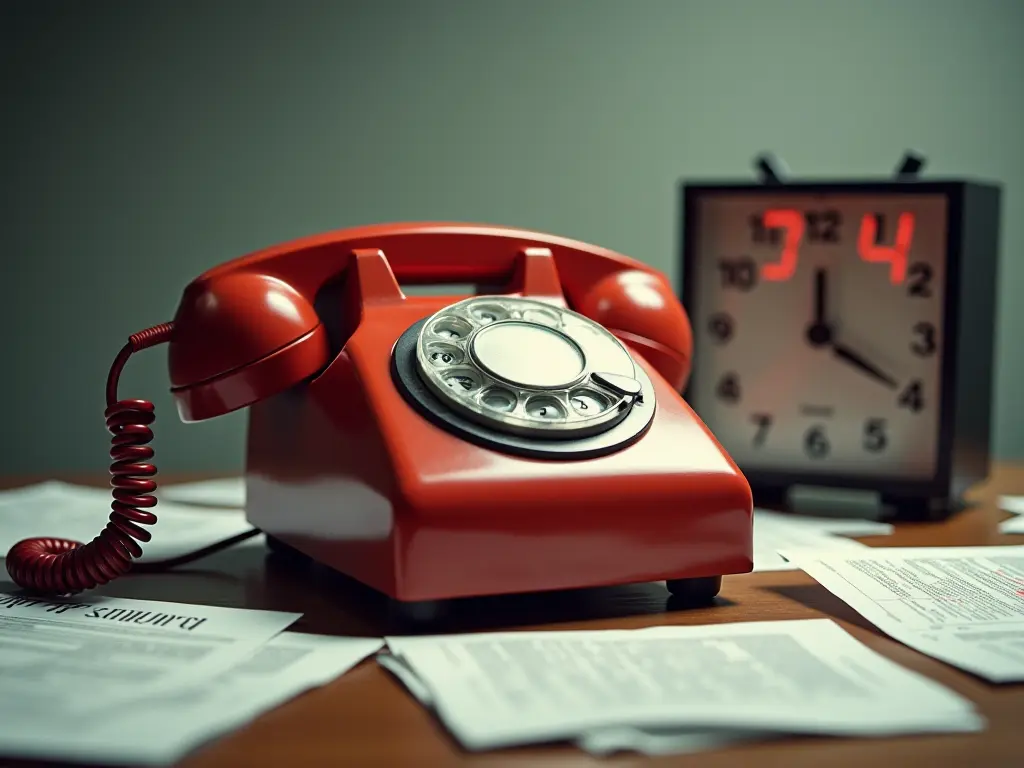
[7,223,753,607]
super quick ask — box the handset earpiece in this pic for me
[573,269,693,392]
[169,271,331,422]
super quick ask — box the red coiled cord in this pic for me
[6,323,176,595]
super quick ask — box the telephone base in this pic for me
[665,575,722,607]
[244,277,754,605]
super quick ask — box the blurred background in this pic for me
[1,0,1021,475]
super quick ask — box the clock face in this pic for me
[685,191,949,481]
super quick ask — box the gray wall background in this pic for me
[2,0,1021,475]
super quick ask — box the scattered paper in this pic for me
[998,496,1024,515]
[577,726,769,757]
[755,508,894,537]
[782,545,1024,683]
[751,509,892,572]
[0,481,257,562]
[380,618,983,753]
[159,478,246,509]
[0,590,301,732]
[377,653,764,757]
[994,495,1024,533]
[999,516,1024,534]
[2,631,383,765]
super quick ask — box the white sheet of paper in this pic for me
[159,478,246,508]
[782,545,1024,683]
[0,481,257,562]
[577,726,771,757]
[754,508,894,537]
[751,510,887,572]
[2,631,383,765]
[0,590,301,731]
[377,654,766,758]
[999,515,1024,534]
[380,618,982,752]
[998,495,1024,515]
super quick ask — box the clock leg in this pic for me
[665,575,723,606]
[752,486,789,510]
[882,495,957,522]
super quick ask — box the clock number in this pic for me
[805,209,842,243]
[749,214,781,245]
[907,262,933,297]
[760,209,804,282]
[863,418,888,453]
[716,372,741,404]
[803,425,829,458]
[898,380,924,413]
[857,212,916,285]
[750,413,772,447]
[753,209,842,283]
[911,322,937,356]
[871,212,887,242]
[717,257,758,290]
[707,312,734,344]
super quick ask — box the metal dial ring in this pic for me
[413,296,650,440]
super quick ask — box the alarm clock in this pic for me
[679,153,1002,519]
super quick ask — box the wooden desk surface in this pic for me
[3,465,1024,768]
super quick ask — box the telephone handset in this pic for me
[7,223,752,604]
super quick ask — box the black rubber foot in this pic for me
[265,534,313,567]
[387,598,449,628]
[665,575,723,606]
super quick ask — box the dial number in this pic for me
[716,373,741,403]
[898,380,924,413]
[750,209,841,244]
[750,413,772,446]
[803,425,829,458]
[906,262,933,297]
[708,312,734,343]
[717,257,758,290]
[863,418,888,452]
[911,322,936,356]
[805,210,842,243]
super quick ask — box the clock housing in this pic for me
[679,179,1001,517]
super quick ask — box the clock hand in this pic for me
[833,342,899,389]
[814,268,827,325]
[805,268,832,348]
[804,267,898,389]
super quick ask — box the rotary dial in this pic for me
[414,296,647,438]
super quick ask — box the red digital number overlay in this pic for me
[856,212,916,285]
[758,209,916,285]
[760,209,804,281]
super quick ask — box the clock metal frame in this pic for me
[678,179,1002,518]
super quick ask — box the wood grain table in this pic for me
[3,465,1024,768]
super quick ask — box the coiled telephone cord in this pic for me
[5,323,259,596]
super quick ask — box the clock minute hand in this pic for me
[832,343,898,389]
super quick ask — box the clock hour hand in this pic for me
[832,343,898,389]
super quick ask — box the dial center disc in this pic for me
[470,321,585,389]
